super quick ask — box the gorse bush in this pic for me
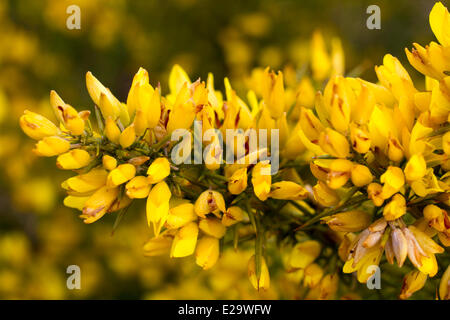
[20,2,450,300]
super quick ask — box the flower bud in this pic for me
[119,124,136,148]
[81,186,119,224]
[248,255,270,291]
[319,128,350,158]
[261,68,285,119]
[33,136,70,157]
[146,181,171,236]
[105,118,121,144]
[170,222,198,258]
[165,203,197,229]
[289,240,321,269]
[107,163,136,187]
[102,155,117,170]
[195,236,220,270]
[194,190,226,218]
[86,71,121,119]
[199,217,226,238]
[147,157,171,184]
[56,149,91,170]
[351,164,373,187]
[20,110,59,140]
[322,210,371,232]
[383,194,406,221]
[399,271,427,300]
[404,154,427,181]
[126,176,151,199]
[228,168,248,195]
[313,181,340,207]
[222,206,245,227]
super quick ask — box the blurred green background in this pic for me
[0,0,444,299]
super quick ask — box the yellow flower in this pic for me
[303,263,324,288]
[404,154,427,181]
[33,136,70,157]
[20,110,59,140]
[106,163,136,187]
[251,161,271,201]
[410,168,443,197]
[387,137,404,162]
[194,190,226,218]
[170,221,198,258]
[327,159,352,189]
[443,131,450,156]
[322,210,371,232]
[269,181,308,200]
[195,236,220,270]
[399,270,427,300]
[54,103,86,136]
[367,182,384,206]
[81,186,119,224]
[343,243,384,283]
[430,2,450,47]
[102,155,117,170]
[423,204,450,236]
[350,124,371,154]
[317,273,339,300]
[125,176,151,199]
[56,149,91,170]
[319,128,350,158]
[383,194,406,221]
[147,157,171,184]
[439,265,450,300]
[248,255,270,291]
[199,217,226,238]
[146,181,172,236]
[380,166,405,199]
[61,168,108,195]
[404,226,444,276]
[221,206,245,227]
[227,168,248,195]
[165,203,197,229]
[313,181,340,207]
[143,230,174,257]
[289,240,321,269]
[351,164,373,187]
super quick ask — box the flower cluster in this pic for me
[20,2,449,299]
